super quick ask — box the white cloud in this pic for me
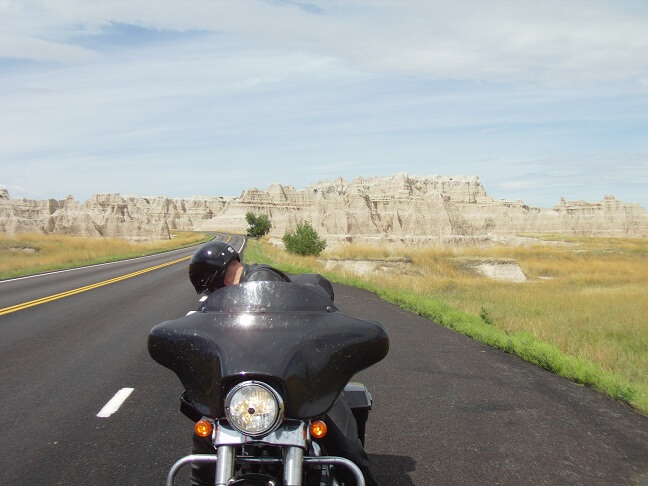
[2,0,648,85]
[490,153,648,207]
[0,0,647,209]
[0,34,100,63]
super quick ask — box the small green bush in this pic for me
[245,212,272,237]
[283,221,327,256]
[480,307,494,325]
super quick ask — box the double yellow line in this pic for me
[0,255,192,317]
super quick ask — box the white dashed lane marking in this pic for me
[97,388,135,418]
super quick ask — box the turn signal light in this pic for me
[310,420,327,439]
[195,419,214,438]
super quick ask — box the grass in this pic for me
[244,237,648,415]
[0,232,211,279]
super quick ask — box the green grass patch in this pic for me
[243,238,648,415]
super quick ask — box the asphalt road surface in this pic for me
[1,233,647,485]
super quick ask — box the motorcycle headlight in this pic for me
[225,381,284,436]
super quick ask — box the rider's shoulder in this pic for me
[290,273,334,301]
[241,266,334,301]
[241,264,291,283]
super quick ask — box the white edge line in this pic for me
[1,233,244,285]
[97,388,135,418]
[0,247,191,284]
[0,234,229,285]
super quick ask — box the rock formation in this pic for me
[1,173,647,244]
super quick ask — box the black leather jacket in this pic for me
[240,264,291,284]
[241,264,335,301]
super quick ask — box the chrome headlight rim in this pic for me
[224,380,285,437]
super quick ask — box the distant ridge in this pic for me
[1,173,647,244]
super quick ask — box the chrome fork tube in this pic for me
[283,446,304,486]
[215,445,235,486]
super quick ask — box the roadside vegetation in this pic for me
[283,221,327,256]
[243,236,648,415]
[0,232,210,279]
[245,212,272,237]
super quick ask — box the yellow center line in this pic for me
[0,255,192,317]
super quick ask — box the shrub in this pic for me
[480,307,494,325]
[283,221,327,256]
[245,212,272,237]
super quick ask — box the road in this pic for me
[1,232,647,485]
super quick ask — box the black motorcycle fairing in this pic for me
[148,281,389,419]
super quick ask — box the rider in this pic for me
[187,240,382,486]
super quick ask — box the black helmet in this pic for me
[188,241,240,293]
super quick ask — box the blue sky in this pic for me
[1,0,647,208]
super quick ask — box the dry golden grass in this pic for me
[276,237,648,391]
[0,232,208,278]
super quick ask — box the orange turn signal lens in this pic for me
[310,420,327,439]
[195,419,214,438]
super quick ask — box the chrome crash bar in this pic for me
[165,454,366,486]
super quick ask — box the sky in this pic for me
[1,0,647,209]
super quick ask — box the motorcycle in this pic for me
[148,279,389,486]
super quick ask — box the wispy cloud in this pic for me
[4,1,648,83]
[492,153,648,207]
[0,0,647,208]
